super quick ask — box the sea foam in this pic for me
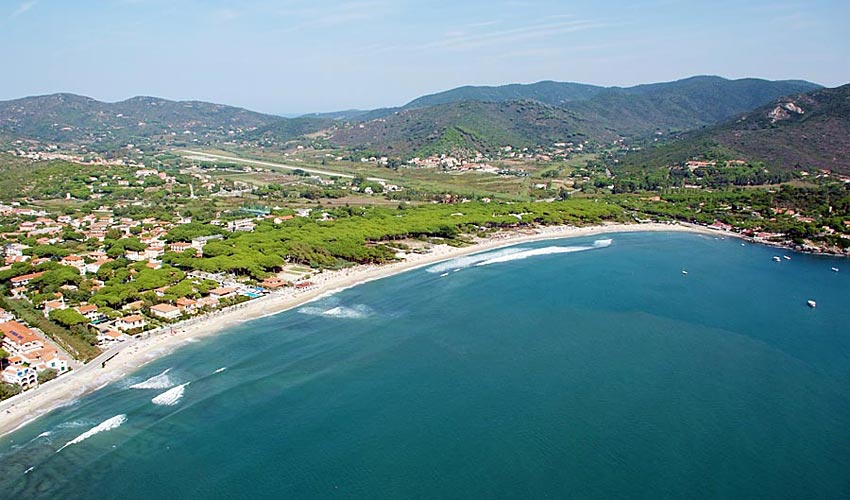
[56,414,127,453]
[475,239,613,267]
[130,369,173,389]
[151,383,189,406]
[427,248,526,274]
[299,304,372,319]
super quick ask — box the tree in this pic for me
[0,382,21,400]
[38,368,58,384]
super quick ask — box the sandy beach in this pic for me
[0,222,720,437]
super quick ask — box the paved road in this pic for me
[181,150,389,183]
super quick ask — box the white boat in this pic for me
[681,270,688,275]
[807,300,817,308]
[831,267,840,272]
[772,256,781,262]
[783,255,791,260]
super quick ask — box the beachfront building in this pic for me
[1,321,45,354]
[150,303,181,320]
[116,315,147,331]
[2,365,37,389]
[0,321,70,374]
[209,287,236,301]
[176,297,198,314]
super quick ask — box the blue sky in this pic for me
[1,0,848,114]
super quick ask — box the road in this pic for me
[181,150,388,183]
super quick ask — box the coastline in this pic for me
[0,222,718,437]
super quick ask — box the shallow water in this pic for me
[1,232,848,499]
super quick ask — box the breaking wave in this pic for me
[476,239,612,266]
[130,369,173,390]
[299,304,372,319]
[427,248,526,274]
[152,383,189,407]
[56,414,127,453]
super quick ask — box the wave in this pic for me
[129,368,173,390]
[299,304,372,319]
[427,248,526,274]
[37,431,51,438]
[475,239,613,267]
[214,367,228,374]
[151,383,189,406]
[56,414,127,453]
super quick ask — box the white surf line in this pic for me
[56,414,127,453]
[181,150,388,182]
[151,383,189,407]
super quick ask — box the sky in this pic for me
[1,0,848,115]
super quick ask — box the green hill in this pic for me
[0,93,280,145]
[325,100,617,156]
[621,84,850,173]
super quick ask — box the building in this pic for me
[2,365,37,389]
[1,321,45,355]
[116,315,147,331]
[150,303,181,320]
[176,297,198,314]
[209,287,236,300]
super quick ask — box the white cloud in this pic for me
[11,0,37,18]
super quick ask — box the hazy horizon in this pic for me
[2,0,848,115]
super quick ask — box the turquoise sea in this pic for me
[1,232,848,499]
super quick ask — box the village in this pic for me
[0,197,327,398]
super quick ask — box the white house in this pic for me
[116,315,147,331]
[2,365,37,389]
[150,303,181,320]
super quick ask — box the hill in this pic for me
[621,84,850,174]
[0,93,280,146]
[325,100,617,157]
[403,81,605,109]
[567,76,822,136]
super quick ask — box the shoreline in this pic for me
[0,222,723,437]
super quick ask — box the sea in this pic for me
[1,231,848,499]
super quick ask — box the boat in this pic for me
[783,255,791,260]
[681,270,688,275]
[773,256,781,262]
[807,300,817,308]
[831,267,840,272]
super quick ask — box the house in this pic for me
[150,303,181,320]
[209,287,236,300]
[75,304,103,323]
[43,300,66,317]
[116,315,146,331]
[176,297,198,314]
[86,258,112,274]
[0,308,14,323]
[1,321,45,355]
[60,254,86,273]
[260,277,289,290]
[169,242,192,253]
[10,271,44,287]
[225,219,255,232]
[2,365,37,389]
[122,300,144,311]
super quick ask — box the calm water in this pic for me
[1,232,849,499]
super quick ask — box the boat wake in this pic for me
[299,304,372,319]
[151,383,189,407]
[129,369,173,390]
[56,414,127,453]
